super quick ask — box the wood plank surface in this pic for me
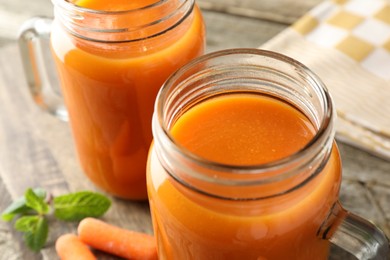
[0,0,389,259]
[198,0,323,24]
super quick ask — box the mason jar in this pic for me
[147,48,389,259]
[19,0,206,199]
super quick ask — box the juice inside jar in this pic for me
[51,0,205,199]
[171,94,316,165]
[147,93,341,259]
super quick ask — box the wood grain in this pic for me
[198,0,323,24]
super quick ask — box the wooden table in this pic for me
[0,0,389,259]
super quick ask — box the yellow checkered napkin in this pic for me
[262,0,390,160]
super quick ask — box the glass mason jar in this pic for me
[19,0,206,199]
[147,49,389,259]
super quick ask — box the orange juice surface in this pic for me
[51,0,205,199]
[147,93,341,259]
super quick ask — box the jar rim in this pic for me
[155,48,335,174]
[52,0,168,14]
[51,0,195,43]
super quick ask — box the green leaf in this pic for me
[23,217,49,252]
[14,215,40,232]
[25,188,49,215]
[14,215,49,252]
[54,191,111,221]
[1,188,46,222]
[3,188,110,253]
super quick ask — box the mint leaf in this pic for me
[14,215,40,232]
[25,188,49,215]
[14,215,49,252]
[24,217,49,252]
[1,188,46,222]
[3,188,110,253]
[54,191,111,221]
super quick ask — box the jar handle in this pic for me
[320,201,389,259]
[18,17,68,121]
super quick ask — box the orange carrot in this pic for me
[56,234,96,260]
[78,217,158,260]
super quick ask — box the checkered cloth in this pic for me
[262,0,390,160]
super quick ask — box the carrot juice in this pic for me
[147,93,342,259]
[50,0,205,199]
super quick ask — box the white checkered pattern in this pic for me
[293,0,390,80]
